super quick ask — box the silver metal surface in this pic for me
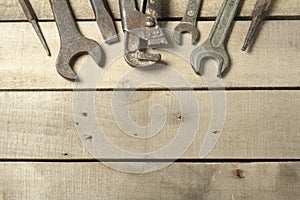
[119,0,168,68]
[173,0,202,44]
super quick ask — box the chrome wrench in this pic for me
[173,0,202,44]
[190,0,241,77]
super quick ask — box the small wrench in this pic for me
[173,0,202,44]
[190,0,241,77]
[50,0,102,80]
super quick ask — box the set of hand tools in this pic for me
[19,0,272,80]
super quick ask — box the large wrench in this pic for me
[190,0,241,77]
[50,0,102,80]
[173,0,202,44]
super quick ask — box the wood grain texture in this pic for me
[0,162,299,199]
[0,21,299,89]
[0,91,299,159]
[1,0,299,20]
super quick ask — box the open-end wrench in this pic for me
[190,0,241,77]
[50,0,102,80]
[173,0,202,44]
[90,0,118,44]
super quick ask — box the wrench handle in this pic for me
[181,0,202,25]
[50,0,82,44]
[208,0,241,48]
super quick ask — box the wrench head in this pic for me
[190,44,230,77]
[56,38,102,80]
[173,23,200,45]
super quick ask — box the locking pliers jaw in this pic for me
[119,0,168,68]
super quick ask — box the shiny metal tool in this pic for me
[173,0,202,44]
[90,0,118,44]
[19,0,51,56]
[190,0,241,77]
[119,0,168,68]
[242,0,272,51]
[50,0,102,80]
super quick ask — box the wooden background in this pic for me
[0,0,299,199]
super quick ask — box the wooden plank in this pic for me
[1,0,299,20]
[0,21,299,90]
[0,90,299,159]
[0,162,299,199]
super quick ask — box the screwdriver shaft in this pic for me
[242,0,272,51]
[19,0,51,56]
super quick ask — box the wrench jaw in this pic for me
[56,38,102,81]
[124,27,168,68]
[120,0,168,68]
[124,50,161,68]
[173,23,200,45]
[190,45,230,78]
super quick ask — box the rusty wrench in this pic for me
[173,0,202,44]
[190,0,241,77]
[90,0,118,44]
[50,0,102,80]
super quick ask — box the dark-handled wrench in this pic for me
[173,0,202,44]
[50,0,102,80]
[90,0,118,44]
[190,0,241,77]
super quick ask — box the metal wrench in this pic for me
[190,0,241,77]
[90,0,118,44]
[50,0,102,80]
[173,0,202,44]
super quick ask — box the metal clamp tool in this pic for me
[119,0,168,68]
[190,0,241,77]
[50,0,102,80]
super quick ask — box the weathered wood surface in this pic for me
[1,0,299,20]
[0,90,299,159]
[0,21,299,89]
[0,162,299,199]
